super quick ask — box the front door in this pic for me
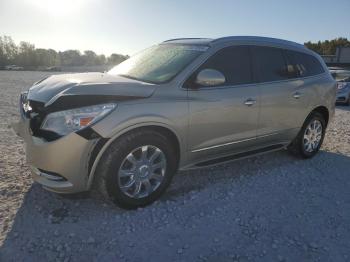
[187,45,260,159]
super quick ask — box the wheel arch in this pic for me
[87,123,182,189]
[310,105,329,127]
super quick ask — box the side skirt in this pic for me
[181,144,287,170]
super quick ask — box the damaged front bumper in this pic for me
[12,116,96,194]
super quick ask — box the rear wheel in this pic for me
[288,112,326,158]
[93,129,177,209]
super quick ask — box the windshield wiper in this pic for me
[118,74,143,81]
[118,74,158,84]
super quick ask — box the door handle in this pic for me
[244,98,256,106]
[293,92,302,99]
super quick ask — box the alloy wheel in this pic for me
[303,119,323,153]
[118,145,167,199]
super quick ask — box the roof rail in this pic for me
[212,36,305,49]
[163,38,209,43]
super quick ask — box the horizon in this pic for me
[3,34,350,58]
[1,0,350,56]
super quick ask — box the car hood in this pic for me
[27,72,156,110]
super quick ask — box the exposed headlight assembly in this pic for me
[41,103,116,136]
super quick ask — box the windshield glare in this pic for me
[108,44,208,84]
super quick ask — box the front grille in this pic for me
[20,92,29,117]
[20,97,61,141]
[26,100,46,136]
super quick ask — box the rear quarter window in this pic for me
[285,50,324,78]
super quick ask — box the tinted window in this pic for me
[252,46,288,82]
[285,50,324,77]
[195,46,253,87]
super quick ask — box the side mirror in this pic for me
[195,69,226,87]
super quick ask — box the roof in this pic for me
[162,36,307,51]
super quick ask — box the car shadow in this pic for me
[1,150,350,261]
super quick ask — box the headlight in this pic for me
[41,103,116,136]
[337,82,349,91]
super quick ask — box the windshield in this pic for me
[330,69,350,81]
[339,76,350,82]
[108,44,208,84]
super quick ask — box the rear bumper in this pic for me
[12,118,95,193]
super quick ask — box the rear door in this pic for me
[252,46,309,144]
[187,45,260,159]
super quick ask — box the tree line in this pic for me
[304,37,350,56]
[1,35,349,69]
[0,35,129,68]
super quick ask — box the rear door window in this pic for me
[252,46,289,83]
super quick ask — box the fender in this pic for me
[86,121,184,189]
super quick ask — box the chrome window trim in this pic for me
[185,72,328,92]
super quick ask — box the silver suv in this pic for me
[13,36,336,208]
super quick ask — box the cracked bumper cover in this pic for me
[12,118,96,193]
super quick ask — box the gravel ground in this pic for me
[1,71,350,262]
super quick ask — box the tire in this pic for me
[93,129,177,209]
[288,112,326,159]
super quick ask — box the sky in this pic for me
[0,0,349,56]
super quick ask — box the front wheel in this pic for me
[288,112,326,158]
[93,129,177,209]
